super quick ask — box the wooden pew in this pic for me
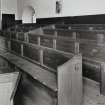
[11,31,17,40]
[80,42,105,94]
[8,24,47,33]
[43,28,105,43]
[43,28,105,95]
[27,33,79,54]
[17,32,25,41]
[1,29,77,54]
[43,28,78,40]
[9,36,80,69]
[55,24,105,30]
[0,33,82,105]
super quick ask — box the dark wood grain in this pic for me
[43,29,55,35]
[57,30,73,38]
[2,31,11,39]
[18,32,25,41]
[43,49,69,70]
[11,40,21,54]
[56,39,75,53]
[11,32,17,39]
[83,60,101,82]
[28,34,38,44]
[77,31,98,40]
[40,36,53,48]
[55,24,69,29]
[23,45,39,62]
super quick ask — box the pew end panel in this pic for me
[58,54,82,105]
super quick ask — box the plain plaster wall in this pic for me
[1,0,18,19]
[0,0,1,29]
[0,0,18,29]
[17,0,63,20]
[22,6,35,23]
[62,0,105,16]
[17,0,105,20]
[0,0,105,26]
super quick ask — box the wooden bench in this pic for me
[77,32,105,95]
[1,30,79,54]
[28,33,79,53]
[43,28,105,44]
[43,28,105,95]
[55,24,105,30]
[2,24,105,97]
[0,37,82,105]
[8,24,47,33]
[9,36,79,70]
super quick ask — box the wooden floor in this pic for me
[83,78,105,105]
[14,77,105,105]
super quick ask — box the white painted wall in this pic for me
[17,0,63,20]
[0,0,105,25]
[62,0,105,16]
[0,0,2,29]
[1,0,18,19]
[17,0,105,20]
[22,6,35,23]
[0,0,18,29]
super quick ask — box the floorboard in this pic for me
[83,79,105,105]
